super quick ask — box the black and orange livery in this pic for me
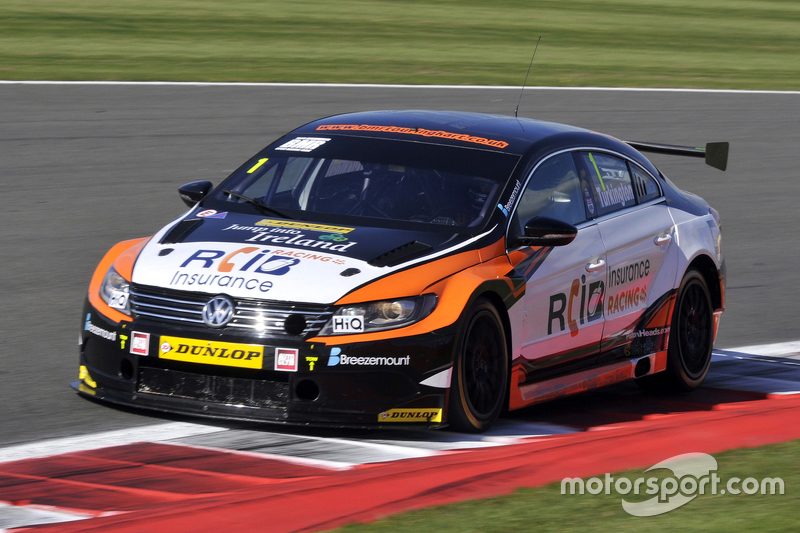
[77,111,726,431]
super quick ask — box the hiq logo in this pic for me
[327,347,342,366]
[180,247,300,275]
[331,314,365,334]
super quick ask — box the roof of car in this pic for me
[292,110,648,165]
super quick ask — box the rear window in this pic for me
[630,163,662,203]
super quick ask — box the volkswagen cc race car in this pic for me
[77,110,727,431]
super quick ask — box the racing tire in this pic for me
[448,299,509,432]
[639,270,714,392]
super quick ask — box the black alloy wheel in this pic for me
[639,269,714,392]
[449,299,508,432]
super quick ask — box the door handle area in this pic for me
[585,258,606,272]
[654,233,673,246]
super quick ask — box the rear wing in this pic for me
[626,141,729,171]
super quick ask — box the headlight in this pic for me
[320,294,437,335]
[100,267,131,313]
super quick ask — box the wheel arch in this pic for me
[473,289,514,365]
[686,254,723,312]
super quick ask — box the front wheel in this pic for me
[640,270,714,392]
[448,299,509,432]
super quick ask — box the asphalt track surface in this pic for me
[1,84,798,450]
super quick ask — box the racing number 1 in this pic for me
[247,158,269,174]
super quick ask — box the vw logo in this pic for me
[202,295,235,327]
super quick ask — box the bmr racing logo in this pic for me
[378,408,443,423]
[169,247,299,293]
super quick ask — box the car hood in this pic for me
[131,211,479,304]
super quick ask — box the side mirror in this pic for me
[512,217,578,247]
[178,180,213,207]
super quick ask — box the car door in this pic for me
[575,151,676,353]
[509,151,607,368]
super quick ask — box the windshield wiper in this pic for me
[222,189,292,219]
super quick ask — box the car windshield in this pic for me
[209,136,519,230]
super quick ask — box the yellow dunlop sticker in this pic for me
[378,408,443,423]
[159,336,264,369]
[255,219,354,234]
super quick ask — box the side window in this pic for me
[630,163,661,203]
[578,152,635,215]
[512,152,586,233]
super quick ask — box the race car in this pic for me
[76,110,727,431]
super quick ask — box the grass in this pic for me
[1,0,799,88]
[336,439,799,532]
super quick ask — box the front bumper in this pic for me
[77,301,457,428]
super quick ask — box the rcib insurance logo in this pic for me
[169,246,300,293]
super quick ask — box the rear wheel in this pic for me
[448,299,508,432]
[639,270,714,392]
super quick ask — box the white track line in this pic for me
[719,340,800,357]
[157,440,354,471]
[0,422,226,464]
[0,502,94,530]
[0,80,798,95]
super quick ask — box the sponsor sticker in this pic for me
[196,209,228,219]
[327,347,410,366]
[378,408,443,423]
[503,179,522,212]
[158,336,264,369]
[255,219,354,234]
[275,137,331,152]
[84,313,117,341]
[222,224,357,252]
[79,365,97,389]
[168,246,303,293]
[331,315,365,334]
[316,124,509,149]
[108,290,128,310]
[274,347,299,372]
[319,233,348,242]
[272,248,346,265]
[130,331,151,356]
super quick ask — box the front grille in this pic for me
[137,367,289,411]
[130,284,333,338]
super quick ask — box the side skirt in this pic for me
[513,351,667,407]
